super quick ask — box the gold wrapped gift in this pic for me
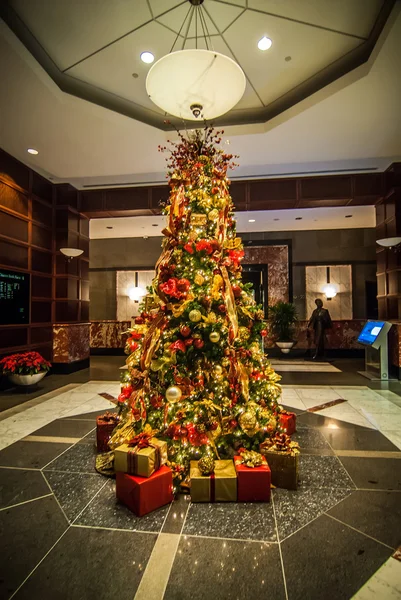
[190,460,237,502]
[114,438,167,478]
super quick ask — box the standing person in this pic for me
[308,298,332,359]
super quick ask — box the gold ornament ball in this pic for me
[239,409,258,434]
[209,331,220,343]
[194,273,205,286]
[150,358,164,372]
[198,455,215,476]
[208,208,219,221]
[189,309,202,323]
[221,357,230,367]
[214,364,223,376]
[165,386,182,403]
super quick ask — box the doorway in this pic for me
[241,264,268,317]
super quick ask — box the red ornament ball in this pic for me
[232,285,241,298]
[180,325,191,338]
[193,338,204,349]
[260,329,268,338]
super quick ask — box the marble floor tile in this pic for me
[44,441,97,473]
[13,527,156,600]
[135,533,181,600]
[273,487,352,541]
[382,430,401,450]
[332,388,384,402]
[68,381,119,393]
[318,404,377,429]
[74,479,169,532]
[0,495,68,598]
[43,471,106,522]
[164,536,286,600]
[0,468,50,509]
[299,455,355,489]
[282,515,391,600]
[279,395,306,411]
[361,411,401,432]
[297,411,374,430]
[327,490,401,549]
[0,440,71,469]
[338,457,401,491]
[352,556,401,599]
[183,501,277,542]
[297,388,343,405]
[348,399,401,414]
[61,397,116,418]
[321,428,400,452]
[66,408,119,421]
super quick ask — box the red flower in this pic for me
[177,278,190,292]
[159,278,182,299]
[195,240,213,255]
[170,340,186,354]
[130,332,143,341]
[184,243,194,254]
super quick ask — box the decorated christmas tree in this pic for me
[97,127,286,489]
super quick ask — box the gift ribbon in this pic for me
[220,266,238,340]
[127,438,162,474]
[140,312,166,371]
[210,472,215,502]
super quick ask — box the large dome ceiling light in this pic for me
[145,0,246,121]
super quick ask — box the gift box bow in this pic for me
[101,412,118,423]
[235,448,265,468]
[261,434,300,455]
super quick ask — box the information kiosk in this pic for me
[357,321,393,380]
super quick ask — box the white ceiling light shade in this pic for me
[257,36,272,51]
[60,248,84,258]
[376,237,401,248]
[27,148,38,155]
[323,284,337,300]
[140,51,154,64]
[146,49,246,120]
[128,287,146,302]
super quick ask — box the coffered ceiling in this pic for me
[0,0,396,129]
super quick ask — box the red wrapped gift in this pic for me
[96,412,118,452]
[279,411,296,435]
[234,454,271,503]
[116,465,173,517]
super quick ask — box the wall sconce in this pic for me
[376,237,401,249]
[128,272,146,303]
[322,267,337,301]
[60,247,84,262]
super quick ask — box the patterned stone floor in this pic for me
[0,381,401,599]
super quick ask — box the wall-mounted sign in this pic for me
[0,269,30,325]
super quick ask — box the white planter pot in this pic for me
[8,372,47,386]
[276,341,294,355]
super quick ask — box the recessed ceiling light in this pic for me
[248,219,255,223]
[152,223,158,227]
[285,56,292,62]
[141,51,154,64]
[132,72,139,78]
[143,235,149,239]
[106,226,113,229]
[257,36,272,51]
[295,217,302,220]
[27,148,38,155]
[345,214,353,218]
[273,218,280,221]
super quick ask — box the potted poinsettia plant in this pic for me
[0,351,51,386]
[268,301,298,354]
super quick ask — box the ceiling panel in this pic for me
[69,21,177,112]
[224,10,361,106]
[10,0,152,70]
[247,0,385,39]
[157,2,219,36]
[149,0,184,19]
[202,1,244,33]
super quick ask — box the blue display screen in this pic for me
[358,321,386,345]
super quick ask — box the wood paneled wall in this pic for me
[0,150,89,360]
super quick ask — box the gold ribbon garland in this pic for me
[220,266,238,339]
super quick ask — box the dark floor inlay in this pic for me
[322,428,400,452]
[327,490,401,549]
[282,514,392,600]
[273,487,352,541]
[0,441,71,469]
[338,456,401,491]
[299,455,355,489]
[0,468,50,509]
[74,479,169,532]
[164,536,286,600]
[44,441,97,473]
[44,471,106,521]
[308,398,346,412]
[27,418,95,439]
[12,527,156,600]
[183,502,277,542]
[0,495,68,599]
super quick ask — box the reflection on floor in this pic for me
[271,360,341,373]
[0,380,401,599]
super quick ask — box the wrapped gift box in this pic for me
[279,411,296,436]
[116,466,173,517]
[96,412,119,453]
[114,438,167,477]
[190,460,237,502]
[234,455,271,502]
[261,449,299,490]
